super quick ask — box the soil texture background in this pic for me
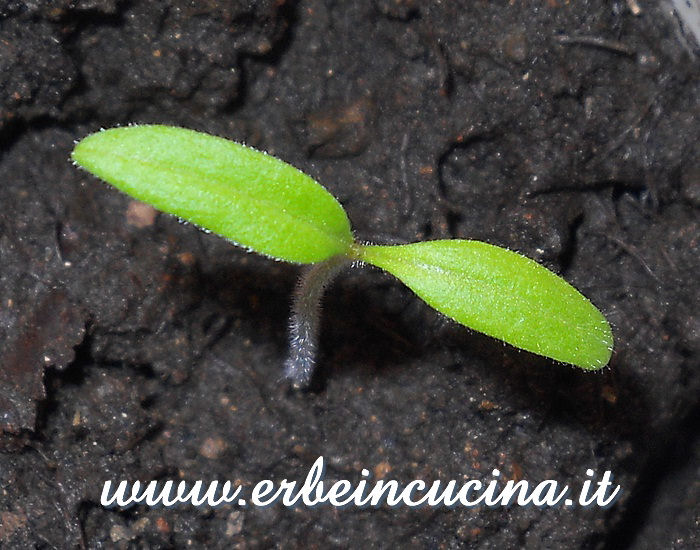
[0,1,698,548]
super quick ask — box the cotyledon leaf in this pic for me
[72,125,353,264]
[358,240,613,370]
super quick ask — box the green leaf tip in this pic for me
[358,240,613,370]
[72,125,353,264]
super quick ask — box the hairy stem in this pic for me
[284,255,349,388]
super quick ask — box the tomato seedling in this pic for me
[72,125,613,387]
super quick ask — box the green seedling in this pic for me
[72,125,613,387]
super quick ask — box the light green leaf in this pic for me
[72,125,353,263]
[359,240,613,369]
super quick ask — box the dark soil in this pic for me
[1,1,698,548]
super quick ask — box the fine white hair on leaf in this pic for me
[284,255,349,388]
